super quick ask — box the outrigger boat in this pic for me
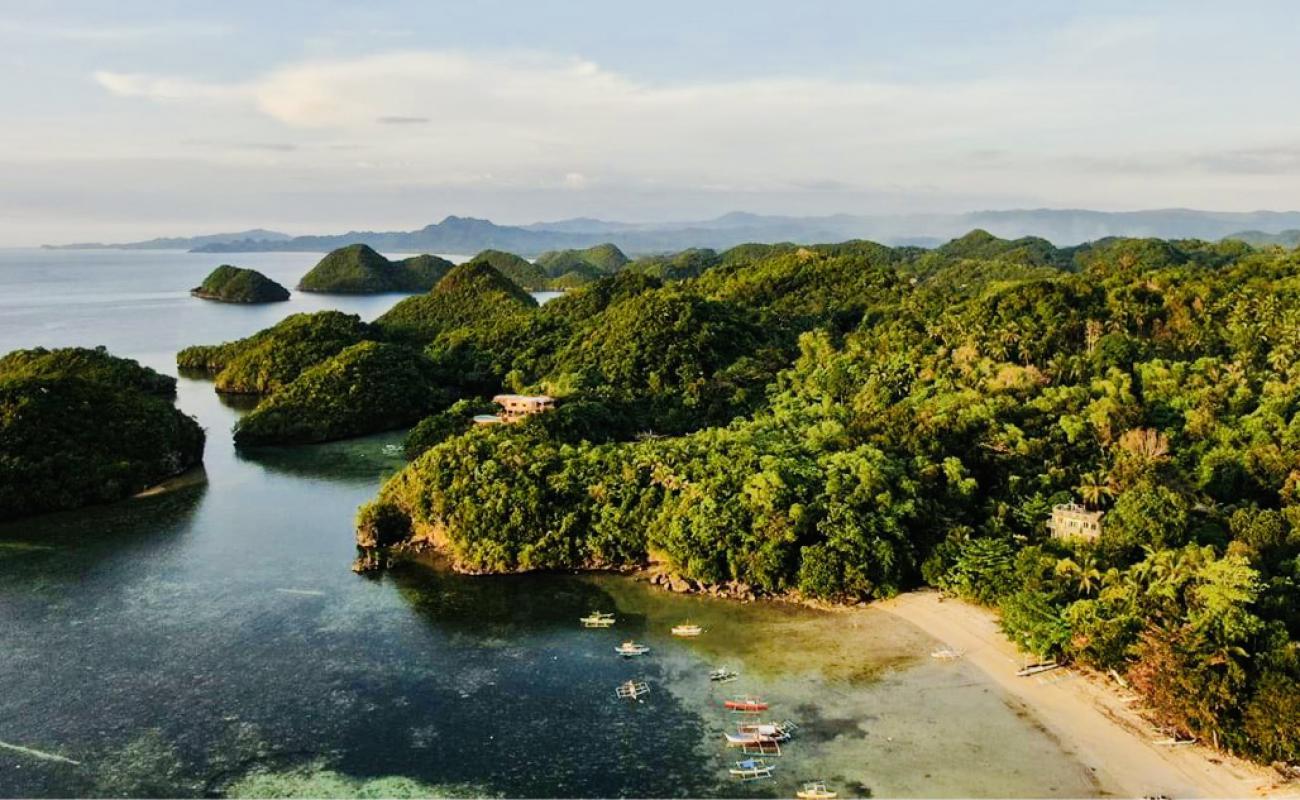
[740,738,782,756]
[580,611,615,628]
[724,696,769,713]
[670,622,703,637]
[725,726,792,747]
[614,680,650,700]
[797,781,838,799]
[737,721,797,738]
[614,641,650,657]
[728,758,773,781]
[709,667,738,683]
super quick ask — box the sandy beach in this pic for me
[878,591,1297,799]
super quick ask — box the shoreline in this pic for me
[876,590,1296,799]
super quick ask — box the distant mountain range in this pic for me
[43,209,1300,256]
[44,229,292,251]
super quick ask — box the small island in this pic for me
[297,244,453,294]
[0,346,205,520]
[190,265,290,303]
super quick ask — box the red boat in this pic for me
[724,697,769,713]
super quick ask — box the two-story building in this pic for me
[1047,502,1103,541]
[473,394,557,425]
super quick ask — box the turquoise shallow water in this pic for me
[0,249,1100,797]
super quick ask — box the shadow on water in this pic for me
[0,480,209,578]
[387,559,651,635]
[232,431,408,485]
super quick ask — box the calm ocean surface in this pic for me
[0,248,1098,798]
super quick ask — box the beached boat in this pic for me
[728,758,773,781]
[670,622,703,637]
[797,781,838,799]
[709,667,738,683]
[930,646,963,660]
[614,680,650,700]
[724,696,769,713]
[614,641,650,657]
[580,611,615,628]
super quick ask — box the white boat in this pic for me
[615,680,650,700]
[736,720,797,741]
[931,646,963,660]
[709,667,738,683]
[728,758,773,781]
[580,611,615,628]
[671,623,703,637]
[614,641,650,657]
[797,781,838,799]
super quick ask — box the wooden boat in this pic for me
[726,726,790,746]
[580,611,615,628]
[740,739,782,756]
[737,721,795,739]
[614,680,649,700]
[728,758,773,781]
[614,641,650,657]
[671,622,703,637]
[709,667,738,683]
[797,781,838,799]
[724,696,769,713]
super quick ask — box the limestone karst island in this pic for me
[2,4,1299,799]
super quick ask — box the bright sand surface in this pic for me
[878,591,1298,799]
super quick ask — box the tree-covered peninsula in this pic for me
[0,347,205,520]
[172,231,1300,763]
[232,341,452,446]
[191,265,290,303]
[344,232,1299,765]
[297,244,454,293]
[176,311,374,394]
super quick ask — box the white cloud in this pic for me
[88,49,1148,186]
[93,70,244,103]
[61,42,1300,227]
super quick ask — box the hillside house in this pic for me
[473,394,557,425]
[1047,502,1103,541]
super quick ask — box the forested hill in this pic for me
[336,229,1297,765]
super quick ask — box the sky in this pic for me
[1,0,1299,245]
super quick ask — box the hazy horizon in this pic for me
[3,1,1300,246]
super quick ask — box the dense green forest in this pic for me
[0,347,205,520]
[173,231,1300,762]
[297,244,454,293]
[177,310,374,394]
[352,231,1297,764]
[232,341,453,445]
[191,265,290,303]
